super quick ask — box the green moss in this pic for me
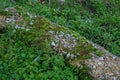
[0,10,13,16]
[32,17,99,59]
[95,50,103,57]
[14,16,103,60]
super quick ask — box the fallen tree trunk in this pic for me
[1,8,120,80]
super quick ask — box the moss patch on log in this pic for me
[17,16,103,60]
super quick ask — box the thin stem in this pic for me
[49,0,50,8]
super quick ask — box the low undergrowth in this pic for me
[0,27,92,80]
[0,0,119,80]
[14,0,119,57]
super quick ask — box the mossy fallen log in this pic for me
[15,16,120,80]
[1,8,120,79]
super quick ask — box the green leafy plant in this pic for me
[0,0,120,80]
